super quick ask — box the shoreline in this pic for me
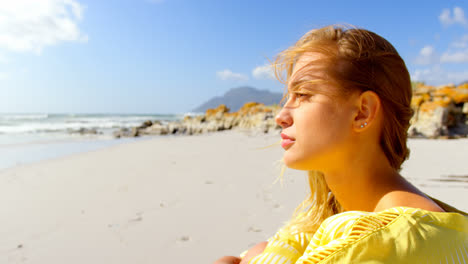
[0,135,153,171]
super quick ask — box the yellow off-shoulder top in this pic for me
[242,199,468,264]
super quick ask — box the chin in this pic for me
[283,153,323,171]
[283,156,311,171]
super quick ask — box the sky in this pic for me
[0,0,468,114]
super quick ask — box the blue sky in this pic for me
[0,0,468,114]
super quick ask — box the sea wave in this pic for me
[0,113,49,121]
[0,113,182,135]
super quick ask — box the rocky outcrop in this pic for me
[113,102,282,138]
[67,127,101,135]
[409,83,468,138]
[114,83,468,139]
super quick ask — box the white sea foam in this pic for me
[182,112,204,117]
[0,113,181,144]
[0,113,49,121]
[0,113,168,170]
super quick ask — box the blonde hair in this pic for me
[274,25,413,234]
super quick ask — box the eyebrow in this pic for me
[289,79,325,92]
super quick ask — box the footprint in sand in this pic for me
[128,212,143,222]
[247,226,262,233]
[272,203,283,211]
[177,236,191,242]
[158,199,181,209]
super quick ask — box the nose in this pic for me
[275,107,293,128]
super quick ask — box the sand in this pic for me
[0,131,466,263]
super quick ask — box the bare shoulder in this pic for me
[375,190,446,212]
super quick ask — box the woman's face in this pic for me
[275,53,360,171]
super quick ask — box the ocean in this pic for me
[0,113,185,170]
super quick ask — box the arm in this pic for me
[213,241,268,264]
[212,256,241,264]
[239,241,268,264]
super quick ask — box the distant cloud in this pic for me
[440,49,468,63]
[439,7,467,26]
[0,0,88,54]
[437,35,468,63]
[411,7,468,85]
[412,65,468,85]
[451,34,468,48]
[414,45,439,65]
[216,69,248,81]
[252,64,276,80]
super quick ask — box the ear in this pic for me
[352,90,381,131]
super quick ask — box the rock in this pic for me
[432,85,468,104]
[167,122,182,134]
[205,104,230,117]
[186,123,203,135]
[113,132,121,138]
[410,106,449,138]
[238,102,263,116]
[68,127,100,135]
[113,127,138,138]
[113,128,125,138]
[194,115,206,123]
[131,127,139,137]
[138,120,153,129]
[206,121,225,132]
[463,103,468,114]
[411,94,430,109]
[140,123,168,135]
[112,85,468,139]
[408,83,468,138]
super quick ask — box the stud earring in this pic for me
[360,122,368,128]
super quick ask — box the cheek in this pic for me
[307,104,348,139]
[324,108,350,134]
[284,105,352,170]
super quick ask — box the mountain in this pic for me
[192,86,283,113]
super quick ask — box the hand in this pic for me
[213,241,268,264]
[212,256,241,264]
[239,241,268,264]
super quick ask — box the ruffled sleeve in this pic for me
[242,207,468,263]
[244,227,313,264]
[295,207,468,264]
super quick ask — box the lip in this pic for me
[280,133,295,148]
[281,139,295,148]
[280,133,295,140]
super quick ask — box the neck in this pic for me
[322,139,401,212]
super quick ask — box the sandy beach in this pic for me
[0,131,466,263]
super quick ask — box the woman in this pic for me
[214,25,468,264]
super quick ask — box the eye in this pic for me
[285,91,312,106]
[292,92,311,100]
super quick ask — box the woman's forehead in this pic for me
[290,53,327,83]
[294,52,323,68]
[289,54,329,92]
